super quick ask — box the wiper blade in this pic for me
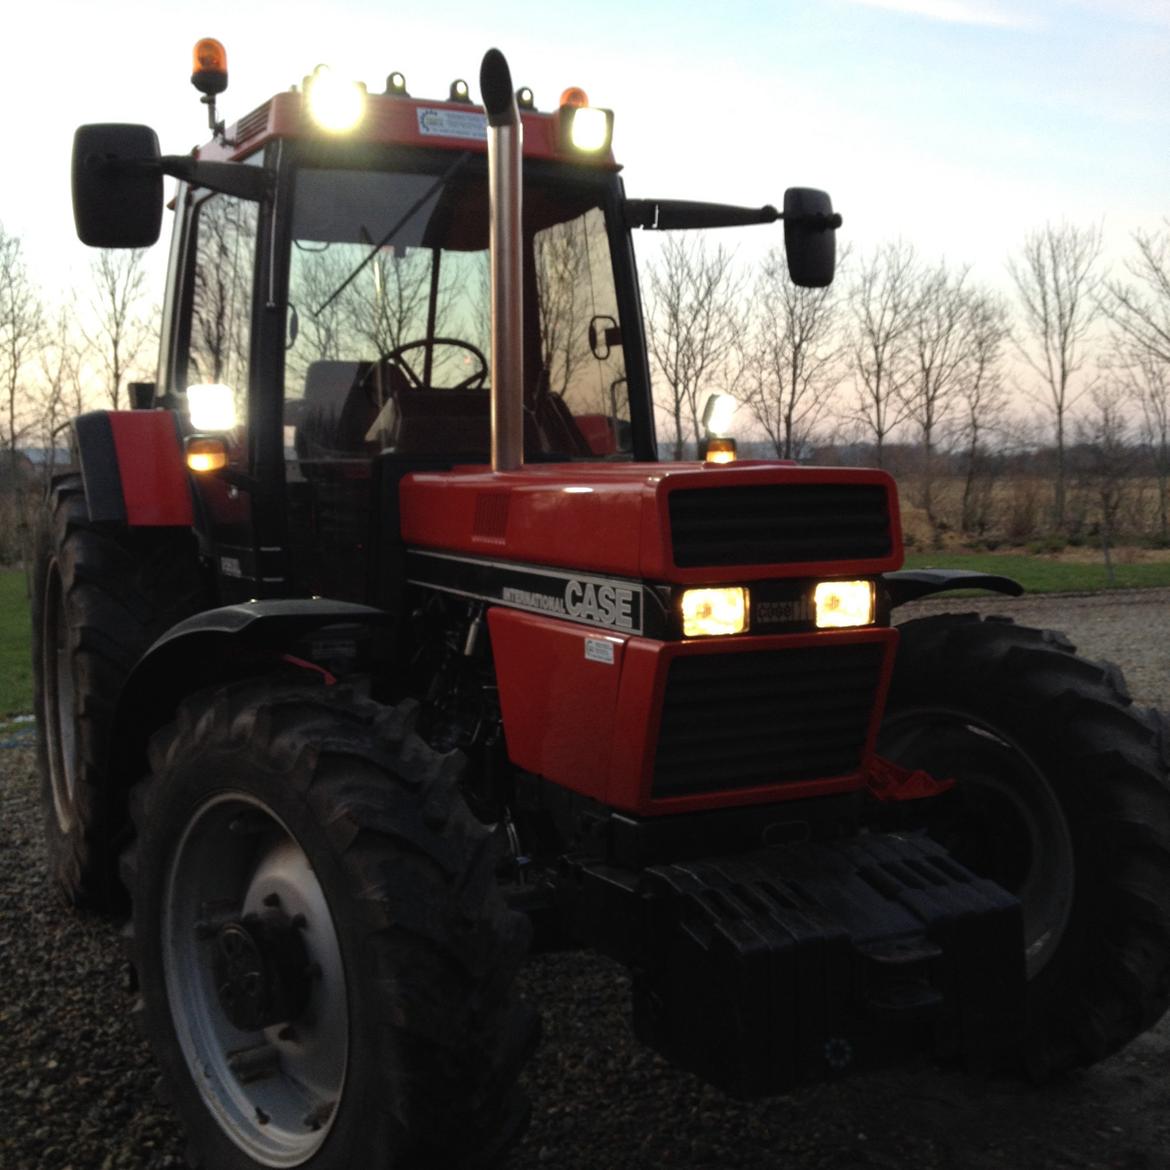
[314,150,471,316]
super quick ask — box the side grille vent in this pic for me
[653,642,885,798]
[669,483,892,567]
[233,102,272,145]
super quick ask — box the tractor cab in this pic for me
[72,42,837,605]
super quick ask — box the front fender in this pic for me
[882,568,1024,609]
[108,597,391,809]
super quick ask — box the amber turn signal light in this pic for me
[186,436,228,473]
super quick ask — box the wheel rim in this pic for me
[42,560,78,833]
[878,707,1075,980]
[164,793,349,1167]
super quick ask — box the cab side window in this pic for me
[185,192,259,423]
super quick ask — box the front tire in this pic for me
[124,681,535,1169]
[880,613,1170,1074]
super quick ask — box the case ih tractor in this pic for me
[36,39,1170,1169]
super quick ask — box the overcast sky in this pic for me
[8,0,1168,301]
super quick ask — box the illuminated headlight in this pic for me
[186,383,237,431]
[305,66,367,132]
[681,587,748,637]
[568,106,613,152]
[814,581,875,629]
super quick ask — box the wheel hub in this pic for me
[213,912,312,1032]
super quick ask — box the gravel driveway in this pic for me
[3,591,1170,1170]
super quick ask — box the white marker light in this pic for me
[814,581,875,629]
[187,383,238,431]
[702,392,737,437]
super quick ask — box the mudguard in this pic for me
[882,568,1023,609]
[107,599,390,806]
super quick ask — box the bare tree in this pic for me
[955,290,1011,535]
[742,245,845,459]
[847,240,919,467]
[645,236,744,460]
[1008,221,1103,530]
[1119,348,1170,542]
[34,305,88,457]
[0,223,44,456]
[1102,220,1170,368]
[83,248,156,409]
[536,215,593,399]
[1078,382,1130,584]
[904,261,973,532]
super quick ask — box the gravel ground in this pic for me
[4,591,1170,1170]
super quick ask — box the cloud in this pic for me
[844,0,1038,28]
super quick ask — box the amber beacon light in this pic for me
[191,38,228,95]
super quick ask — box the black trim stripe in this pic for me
[73,412,127,523]
[406,548,654,636]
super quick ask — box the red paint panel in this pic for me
[489,607,899,818]
[488,607,626,802]
[400,461,903,584]
[107,412,194,526]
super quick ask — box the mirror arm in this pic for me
[785,210,844,232]
[625,199,842,233]
[83,153,271,202]
[624,199,780,231]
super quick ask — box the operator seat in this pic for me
[295,359,383,460]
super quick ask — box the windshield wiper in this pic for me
[314,150,472,317]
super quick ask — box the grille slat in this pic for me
[652,643,884,798]
[669,483,892,567]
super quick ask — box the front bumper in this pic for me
[571,831,1024,1095]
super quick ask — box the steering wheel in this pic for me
[379,338,489,392]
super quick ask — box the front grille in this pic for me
[669,483,892,567]
[652,641,885,798]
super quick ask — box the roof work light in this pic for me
[557,87,614,154]
[304,65,368,132]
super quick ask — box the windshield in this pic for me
[284,160,631,463]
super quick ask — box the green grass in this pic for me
[0,568,33,720]
[903,552,1170,594]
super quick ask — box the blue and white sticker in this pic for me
[584,638,616,665]
[417,108,487,141]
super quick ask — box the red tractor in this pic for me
[36,40,1170,1169]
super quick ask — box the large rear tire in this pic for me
[123,680,536,1169]
[879,613,1170,1074]
[31,475,206,909]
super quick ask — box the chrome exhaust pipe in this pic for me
[480,48,524,473]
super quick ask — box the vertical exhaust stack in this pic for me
[480,48,524,473]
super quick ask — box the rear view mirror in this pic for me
[72,124,163,248]
[783,188,840,288]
